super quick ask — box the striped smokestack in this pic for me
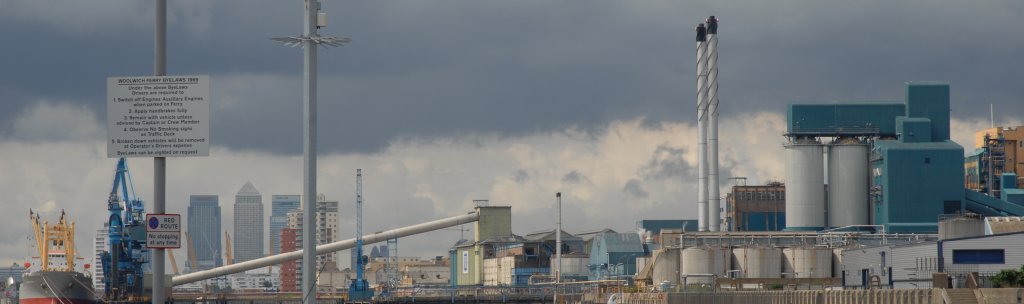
[705,16,720,231]
[695,23,709,232]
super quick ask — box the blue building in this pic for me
[188,195,222,270]
[588,233,644,280]
[270,195,300,255]
[869,84,965,232]
[786,83,965,233]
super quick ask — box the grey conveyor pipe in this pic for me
[172,211,480,285]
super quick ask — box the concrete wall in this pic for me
[976,288,1024,304]
[662,289,942,304]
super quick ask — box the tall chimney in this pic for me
[705,16,720,231]
[695,23,709,232]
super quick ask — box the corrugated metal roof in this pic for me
[523,229,582,242]
[597,233,644,253]
[576,228,616,242]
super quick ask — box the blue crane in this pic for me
[100,158,149,300]
[349,169,372,301]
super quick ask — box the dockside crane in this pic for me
[99,157,149,301]
[349,169,372,300]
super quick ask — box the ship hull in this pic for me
[19,271,94,304]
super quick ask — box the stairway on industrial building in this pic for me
[946,289,979,304]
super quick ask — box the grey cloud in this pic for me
[562,170,589,184]
[623,179,649,198]
[2,0,1023,154]
[513,170,530,184]
[641,144,692,181]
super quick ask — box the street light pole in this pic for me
[271,2,348,303]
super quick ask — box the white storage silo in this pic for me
[785,137,825,230]
[731,247,782,278]
[782,247,833,278]
[651,248,680,285]
[828,138,869,228]
[681,246,731,284]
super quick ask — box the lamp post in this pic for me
[271,2,349,303]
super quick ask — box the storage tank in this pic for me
[731,247,782,278]
[785,137,825,230]
[651,248,680,285]
[782,247,832,278]
[681,246,731,283]
[827,138,869,228]
[939,214,984,240]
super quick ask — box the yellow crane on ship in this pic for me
[29,209,76,272]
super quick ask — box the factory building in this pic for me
[451,206,513,286]
[965,126,1024,197]
[841,216,1024,289]
[786,83,969,232]
[575,228,616,255]
[724,183,786,231]
[588,233,645,280]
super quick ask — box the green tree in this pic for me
[991,265,1024,288]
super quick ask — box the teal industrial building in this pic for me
[783,82,1024,233]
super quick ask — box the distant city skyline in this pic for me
[270,195,301,255]
[233,182,264,263]
[287,195,340,287]
[188,195,223,270]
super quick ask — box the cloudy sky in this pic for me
[1,1,1023,270]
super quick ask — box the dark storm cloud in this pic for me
[2,1,1023,153]
[623,179,649,198]
[641,144,692,181]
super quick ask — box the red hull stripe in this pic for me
[20,298,95,304]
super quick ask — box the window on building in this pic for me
[952,249,1005,264]
[924,157,931,164]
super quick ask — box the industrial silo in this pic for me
[785,137,825,230]
[827,138,869,228]
[651,248,681,285]
[681,246,731,284]
[782,247,833,278]
[731,247,782,278]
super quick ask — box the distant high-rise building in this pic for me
[234,182,264,263]
[270,195,301,255]
[279,228,298,292]
[287,194,339,287]
[188,195,223,270]
[92,225,108,293]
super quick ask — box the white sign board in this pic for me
[146,214,181,249]
[107,76,210,158]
